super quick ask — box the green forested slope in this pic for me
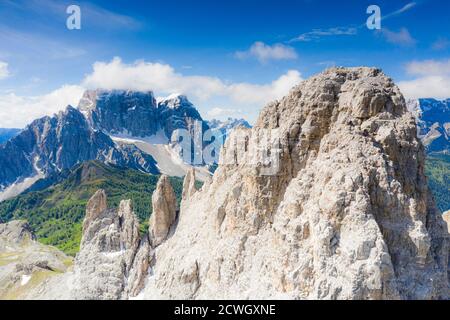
[425,154,450,213]
[0,161,184,256]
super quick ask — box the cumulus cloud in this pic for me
[82,57,303,105]
[398,58,450,99]
[235,42,298,63]
[0,85,84,128]
[381,28,416,46]
[406,59,450,76]
[0,61,10,80]
[398,76,450,100]
[0,58,303,127]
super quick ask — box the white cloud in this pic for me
[383,2,417,19]
[290,27,357,42]
[82,57,303,106]
[0,61,10,80]
[226,70,302,105]
[398,76,450,100]
[0,85,84,128]
[0,58,303,127]
[235,42,298,63]
[399,58,450,99]
[406,59,450,76]
[381,28,416,46]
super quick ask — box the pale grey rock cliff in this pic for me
[149,175,177,247]
[71,192,146,299]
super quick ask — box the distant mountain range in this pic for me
[407,98,450,154]
[207,117,251,133]
[0,91,250,201]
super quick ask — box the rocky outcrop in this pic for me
[0,220,71,300]
[72,191,147,299]
[79,90,161,137]
[0,220,35,246]
[149,175,177,247]
[182,168,198,201]
[82,189,107,234]
[158,94,208,142]
[138,67,449,300]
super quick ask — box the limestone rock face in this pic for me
[71,192,146,300]
[149,175,177,247]
[139,67,449,300]
[83,189,107,233]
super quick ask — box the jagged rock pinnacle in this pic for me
[149,175,177,247]
[83,189,107,233]
[182,168,197,201]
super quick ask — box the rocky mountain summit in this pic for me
[1,67,449,300]
[0,106,159,200]
[407,98,450,154]
[79,90,207,140]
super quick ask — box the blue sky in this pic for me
[0,0,449,127]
